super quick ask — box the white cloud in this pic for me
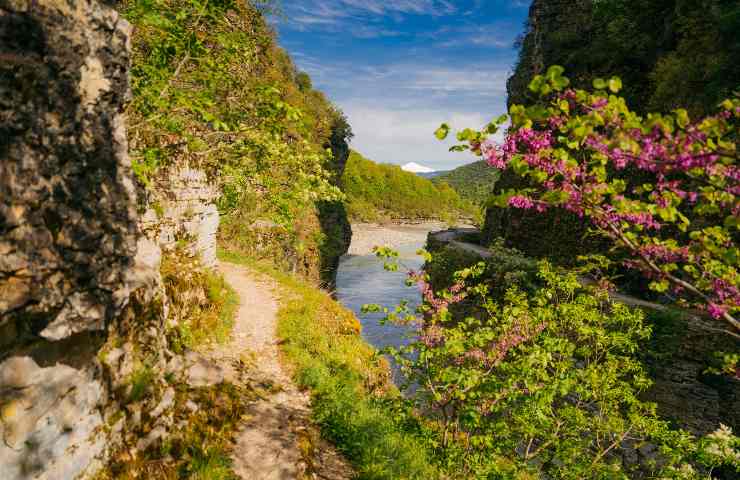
[402,67,509,95]
[344,103,504,170]
[284,0,459,34]
[290,54,511,101]
[285,57,512,169]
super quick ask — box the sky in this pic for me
[273,0,532,171]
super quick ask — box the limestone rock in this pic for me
[0,1,168,479]
[140,167,220,268]
[0,356,105,480]
[185,351,225,387]
[0,0,146,340]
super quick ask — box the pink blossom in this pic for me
[509,195,535,210]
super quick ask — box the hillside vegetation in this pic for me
[432,160,501,205]
[122,0,352,285]
[342,150,475,223]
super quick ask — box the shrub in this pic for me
[373,249,740,478]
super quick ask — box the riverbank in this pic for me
[348,221,456,256]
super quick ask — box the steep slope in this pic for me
[122,0,353,287]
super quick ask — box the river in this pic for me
[335,222,445,357]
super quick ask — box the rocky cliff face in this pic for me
[141,166,220,269]
[0,2,168,478]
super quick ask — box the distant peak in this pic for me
[401,162,435,173]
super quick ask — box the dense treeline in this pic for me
[508,0,740,116]
[342,151,474,222]
[432,161,500,206]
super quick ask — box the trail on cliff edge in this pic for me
[217,262,352,480]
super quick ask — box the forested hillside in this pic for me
[123,0,352,285]
[508,0,740,115]
[341,150,474,222]
[432,160,501,205]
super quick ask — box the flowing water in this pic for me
[336,222,461,382]
[336,241,425,358]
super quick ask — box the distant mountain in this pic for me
[433,160,500,205]
[401,162,435,173]
[417,170,449,180]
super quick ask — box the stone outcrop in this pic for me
[644,314,740,436]
[0,357,105,480]
[0,1,167,478]
[0,0,144,344]
[141,167,220,268]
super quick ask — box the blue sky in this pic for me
[274,1,532,171]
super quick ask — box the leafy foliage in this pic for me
[446,66,740,335]
[372,248,740,478]
[122,0,352,284]
[342,150,475,223]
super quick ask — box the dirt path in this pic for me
[217,262,352,480]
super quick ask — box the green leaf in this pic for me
[546,65,565,80]
[435,123,450,140]
[675,109,690,129]
[608,77,622,93]
[456,128,476,142]
[528,75,546,94]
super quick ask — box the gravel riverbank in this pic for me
[347,222,451,256]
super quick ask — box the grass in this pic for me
[128,365,155,403]
[218,248,440,479]
[161,250,239,352]
[96,382,253,480]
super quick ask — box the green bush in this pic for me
[375,254,740,478]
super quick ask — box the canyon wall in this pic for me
[0,1,187,478]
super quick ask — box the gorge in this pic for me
[1,0,738,479]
